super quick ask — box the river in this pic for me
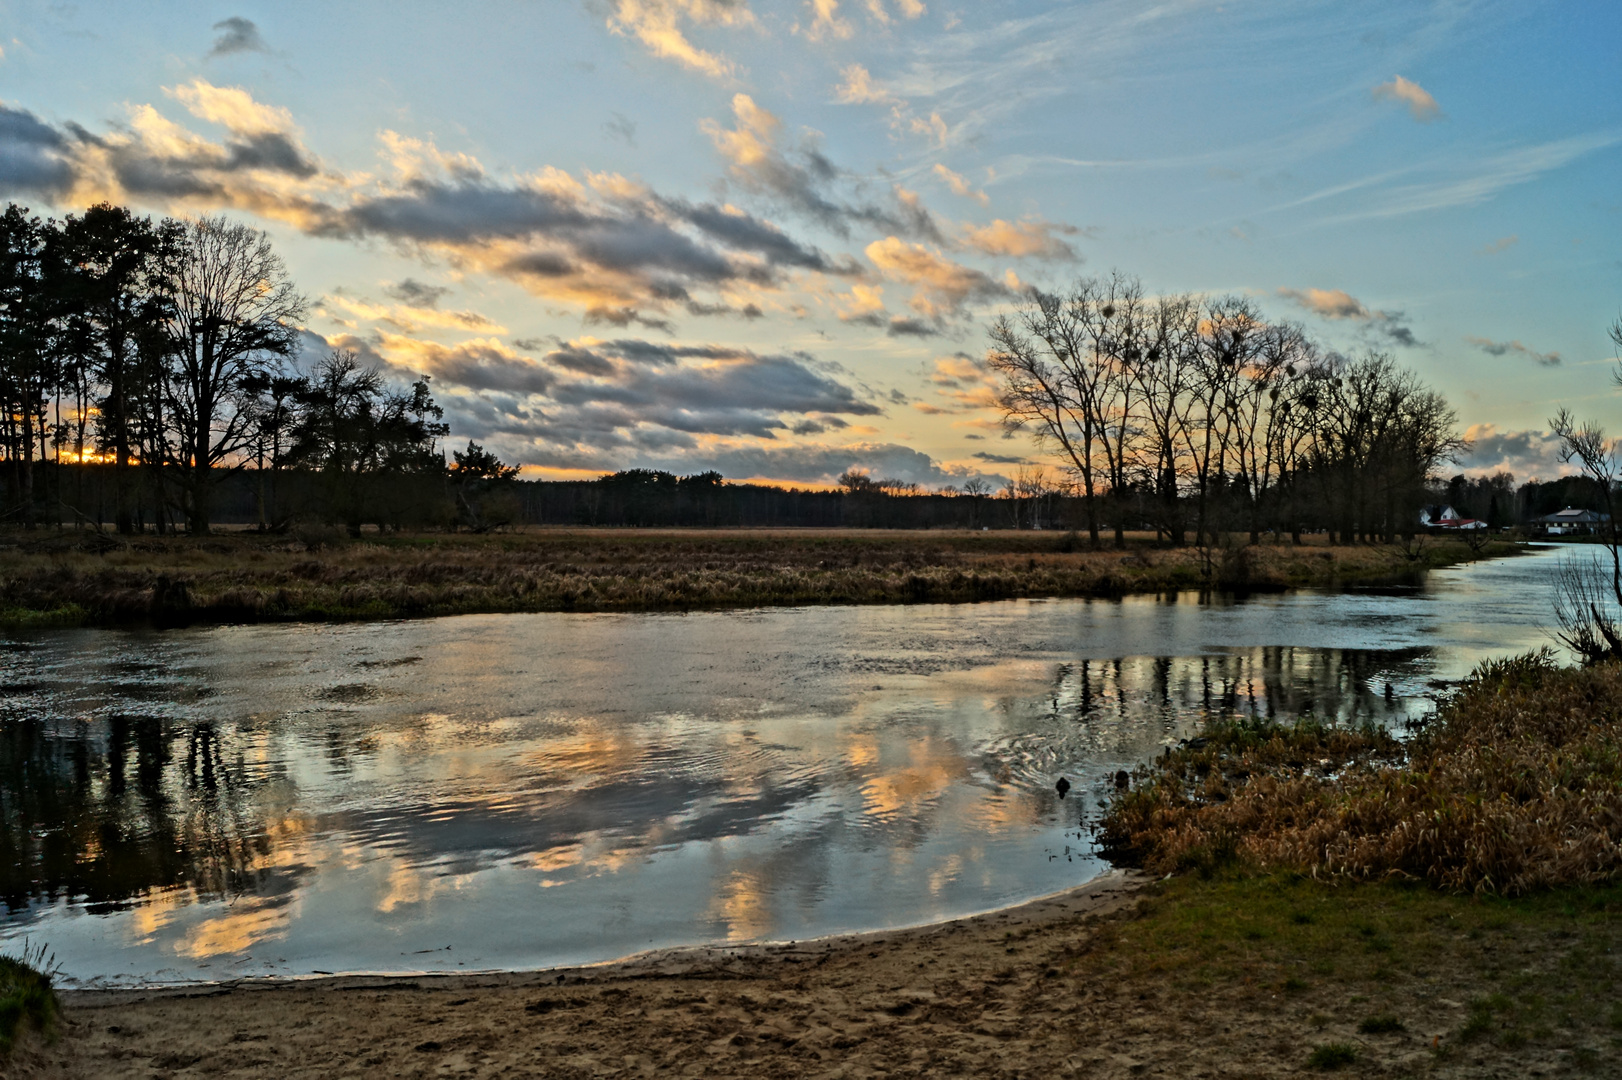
[0,543,1579,986]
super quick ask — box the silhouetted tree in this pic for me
[160,215,305,533]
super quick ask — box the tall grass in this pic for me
[0,942,58,1055]
[1098,650,1622,894]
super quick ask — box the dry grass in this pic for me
[1098,650,1622,894]
[0,528,1510,629]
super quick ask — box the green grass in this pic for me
[1090,871,1622,1064]
[1357,1012,1405,1034]
[1306,1042,1358,1069]
[0,945,58,1055]
[0,603,88,631]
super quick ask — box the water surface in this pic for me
[0,544,1575,986]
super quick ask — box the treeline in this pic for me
[0,201,528,535]
[1441,471,1620,527]
[988,273,1463,546]
[24,465,1021,531]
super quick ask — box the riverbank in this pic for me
[12,867,1619,1078]
[0,528,1520,629]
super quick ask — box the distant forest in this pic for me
[0,200,1590,539]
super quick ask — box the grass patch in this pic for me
[0,944,58,1055]
[1306,1042,1357,1069]
[1086,871,1622,1069]
[0,604,88,631]
[1356,1012,1404,1034]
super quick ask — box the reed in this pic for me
[1098,649,1622,894]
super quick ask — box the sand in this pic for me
[5,869,1586,1079]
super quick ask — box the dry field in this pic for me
[0,528,1510,629]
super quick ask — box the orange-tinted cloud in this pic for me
[932,163,987,205]
[865,236,1009,318]
[958,217,1076,259]
[1372,75,1441,122]
[605,0,756,82]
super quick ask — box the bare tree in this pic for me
[987,290,1105,543]
[1133,293,1200,545]
[159,216,305,533]
[1549,401,1622,662]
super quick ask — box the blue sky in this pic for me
[1,0,1617,485]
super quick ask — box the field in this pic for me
[0,527,1516,629]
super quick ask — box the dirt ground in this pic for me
[7,868,1605,1080]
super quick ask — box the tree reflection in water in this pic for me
[0,710,294,914]
[0,644,1426,919]
[981,646,1426,793]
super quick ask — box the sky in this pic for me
[0,0,1617,487]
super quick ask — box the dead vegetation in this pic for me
[1098,649,1622,894]
[0,528,1510,629]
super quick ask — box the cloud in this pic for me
[666,441,998,489]
[835,64,892,105]
[971,451,1028,464]
[932,163,987,205]
[0,84,869,322]
[805,0,854,41]
[207,17,270,58]
[1477,234,1518,256]
[340,328,887,466]
[0,104,75,195]
[865,236,1009,318]
[604,0,756,82]
[958,217,1077,259]
[886,316,938,337]
[702,93,945,242]
[909,111,949,148]
[385,278,451,308]
[834,282,887,323]
[1458,423,1569,480]
[805,0,922,40]
[1372,75,1441,122]
[321,293,508,335]
[378,333,559,395]
[603,112,638,146]
[925,353,1000,410]
[1466,335,1560,366]
[168,78,302,140]
[1296,132,1621,224]
[1276,287,1421,348]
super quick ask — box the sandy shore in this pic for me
[20,874,1156,1078]
[8,866,1586,1078]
